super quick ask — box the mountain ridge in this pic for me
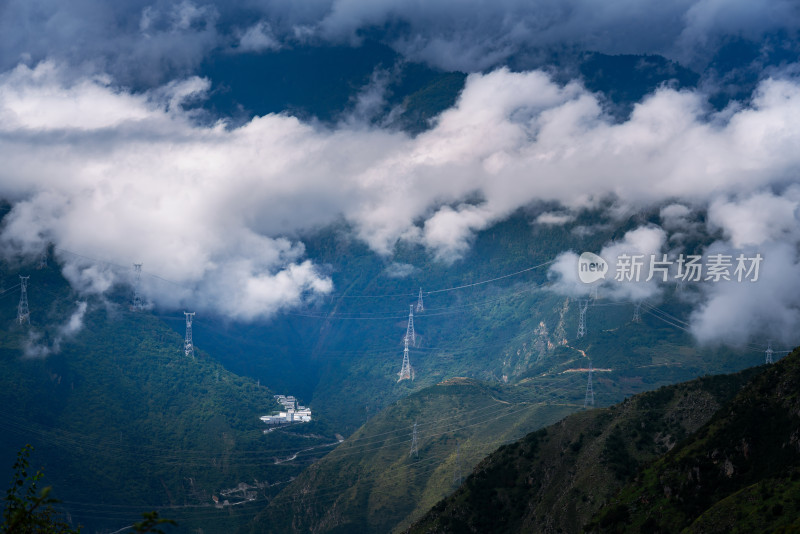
[407,349,800,533]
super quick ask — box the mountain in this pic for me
[248,379,577,534]
[197,42,701,131]
[0,264,339,533]
[197,40,466,131]
[407,349,800,533]
[0,48,775,534]
[262,204,759,433]
[0,204,764,534]
[587,347,800,533]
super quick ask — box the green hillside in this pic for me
[0,265,338,533]
[0,53,768,534]
[406,366,760,533]
[588,347,800,532]
[249,379,577,534]
[279,206,752,437]
[0,206,765,534]
[407,349,800,533]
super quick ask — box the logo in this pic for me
[578,252,608,284]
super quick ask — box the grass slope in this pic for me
[587,347,800,532]
[406,367,760,534]
[249,379,578,534]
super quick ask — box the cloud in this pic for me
[1,0,798,85]
[23,300,88,358]
[708,187,800,248]
[597,226,668,301]
[683,188,800,345]
[535,212,575,225]
[286,0,800,71]
[1,61,800,335]
[547,251,585,297]
[236,21,282,53]
[689,241,800,346]
[548,226,667,301]
[421,204,494,262]
[60,301,88,336]
[384,262,417,278]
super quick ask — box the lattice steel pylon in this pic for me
[398,305,417,381]
[584,362,594,408]
[577,299,588,338]
[17,275,30,325]
[765,342,774,365]
[416,288,424,313]
[409,421,419,458]
[405,304,416,347]
[398,334,413,382]
[632,301,642,323]
[131,263,144,311]
[184,312,195,357]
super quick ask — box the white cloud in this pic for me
[60,301,88,336]
[23,300,88,358]
[598,226,668,302]
[708,187,800,248]
[548,226,667,301]
[1,0,798,85]
[421,204,494,262]
[547,251,586,298]
[535,212,575,225]
[2,61,800,330]
[384,262,417,278]
[237,21,282,52]
[689,241,800,346]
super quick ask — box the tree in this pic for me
[2,445,176,534]
[2,444,79,533]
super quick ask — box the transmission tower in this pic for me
[17,275,30,325]
[398,334,413,381]
[591,285,598,302]
[584,362,594,408]
[131,263,144,311]
[453,442,462,485]
[416,288,424,313]
[405,304,416,347]
[765,342,774,365]
[37,249,47,269]
[409,422,419,458]
[184,312,195,357]
[632,301,642,323]
[577,299,588,339]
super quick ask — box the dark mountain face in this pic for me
[0,266,340,533]
[408,349,800,534]
[587,347,800,533]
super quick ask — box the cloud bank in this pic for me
[1,0,798,83]
[0,58,799,339]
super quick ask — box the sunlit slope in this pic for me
[407,366,762,533]
[250,379,578,533]
[588,347,800,532]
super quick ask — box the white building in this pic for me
[260,395,312,425]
